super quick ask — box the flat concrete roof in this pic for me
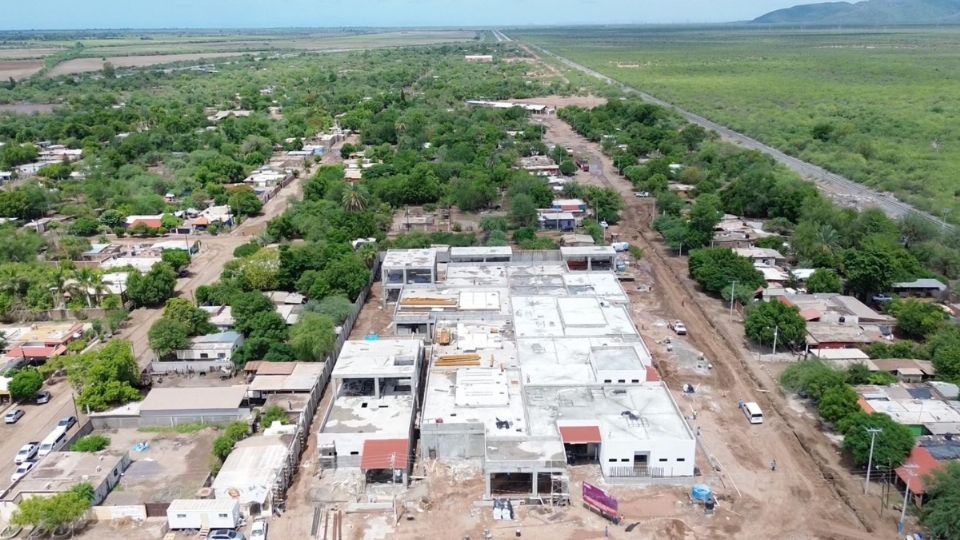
[422,368,527,438]
[431,321,518,369]
[525,384,694,443]
[319,394,414,436]
[512,296,637,339]
[212,435,290,504]
[450,246,512,257]
[516,338,650,386]
[12,451,126,497]
[333,339,421,379]
[383,249,436,268]
[560,246,616,257]
[445,265,509,287]
[484,438,566,465]
[140,386,248,412]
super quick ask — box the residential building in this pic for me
[518,155,561,176]
[465,54,494,63]
[212,434,291,516]
[560,246,617,271]
[3,451,129,505]
[137,385,250,427]
[539,211,576,231]
[449,246,512,264]
[733,247,787,268]
[152,331,244,374]
[856,382,960,436]
[891,279,948,300]
[124,214,164,229]
[383,249,438,303]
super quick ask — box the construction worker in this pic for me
[771,459,777,472]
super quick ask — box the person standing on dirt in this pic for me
[770,459,777,471]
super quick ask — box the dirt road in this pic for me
[116,145,347,369]
[529,109,897,538]
[513,38,953,234]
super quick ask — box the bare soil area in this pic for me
[527,101,895,538]
[45,52,255,77]
[0,47,62,60]
[0,60,43,80]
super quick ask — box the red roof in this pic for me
[5,345,63,359]
[646,366,661,382]
[798,309,821,321]
[130,218,163,229]
[896,447,942,495]
[361,439,410,471]
[857,397,875,414]
[559,425,602,444]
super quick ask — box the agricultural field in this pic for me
[0,29,476,80]
[515,27,960,219]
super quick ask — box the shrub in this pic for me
[71,435,110,452]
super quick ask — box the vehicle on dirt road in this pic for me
[250,520,268,540]
[670,320,687,335]
[11,461,34,483]
[15,442,39,464]
[4,409,25,424]
[35,391,51,405]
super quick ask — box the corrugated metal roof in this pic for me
[896,447,941,495]
[361,439,410,471]
[140,386,248,412]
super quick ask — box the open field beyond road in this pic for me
[0,48,63,60]
[44,52,256,77]
[0,59,44,80]
[515,27,960,222]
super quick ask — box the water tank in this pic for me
[691,484,713,503]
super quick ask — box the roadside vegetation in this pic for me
[521,27,960,221]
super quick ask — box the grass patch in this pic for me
[138,422,214,434]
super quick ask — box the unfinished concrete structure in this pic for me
[560,246,616,271]
[316,339,424,484]
[383,249,438,303]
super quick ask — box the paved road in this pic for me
[509,35,954,233]
[0,379,84,495]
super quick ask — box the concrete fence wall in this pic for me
[91,504,147,522]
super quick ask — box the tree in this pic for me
[559,160,576,176]
[744,301,807,350]
[684,193,722,249]
[238,248,280,290]
[230,292,274,328]
[237,311,288,341]
[148,317,190,357]
[68,340,141,412]
[161,250,191,274]
[298,255,370,301]
[817,384,860,424]
[69,217,100,236]
[260,404,290,427]
[228,190,263,217]
[341,184,370,212]
[888,299,949,340]
[305,295,354,325]
[841,240,902,299]
[290,313,336,362]
[688,247,764,295]
[233,241,261,259]
[920,462,960,539]
[840,412,915,468]
[102,61,116,78]
[9,368,43,401]
[12,487,92,534]
[162,298,215,336]
[927,327,960,382]
[805,269,843,294]
[71,435,110,452]
[126,263,177,308]
[509,193,538,229]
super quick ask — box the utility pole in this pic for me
[771,326,779,356]
[898,463,918,534]
[729,281,737,317]
[864,427,883,494]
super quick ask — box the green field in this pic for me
[516,27,960,219]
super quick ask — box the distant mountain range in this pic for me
[753,0,960,24]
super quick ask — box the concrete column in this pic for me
[587,258,593,271]
[531,471,539,497]
[374,377,381,399]
[485,473,492,499]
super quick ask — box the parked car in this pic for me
[15,442,39,464]
[670,320,687,335]
[209,530,244,540]
[10,461,34,483]
[57,416,77,430]
[634,191,651,198]
[250,520,268,540]
[35,391,51,405]
[4,409,24,424]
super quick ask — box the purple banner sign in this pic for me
[582,482,619,516]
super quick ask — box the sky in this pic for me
[3,0,809,30]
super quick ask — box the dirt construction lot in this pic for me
[0,60,44,80]
[525,93,899,538]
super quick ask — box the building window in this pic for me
[631,379,640,384]
[350,451,359,455]
[617,379,626,384]
[620,458,629,462]
[659,458,668,462]
[218,353,225,359]
[677,458,686,462]
[604,379,612,384]
[200,353,209,359]
[608,458,617,463]
[177,514,187,518]
[218,513,228,518]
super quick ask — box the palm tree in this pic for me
[342,184,369,212]
[49,268,70,309]
[74,268,107,308]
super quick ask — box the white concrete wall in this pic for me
[599,437,695,477]
[594,368,647,385]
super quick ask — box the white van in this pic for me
[38,427,67,457]
[741,402,764,424]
